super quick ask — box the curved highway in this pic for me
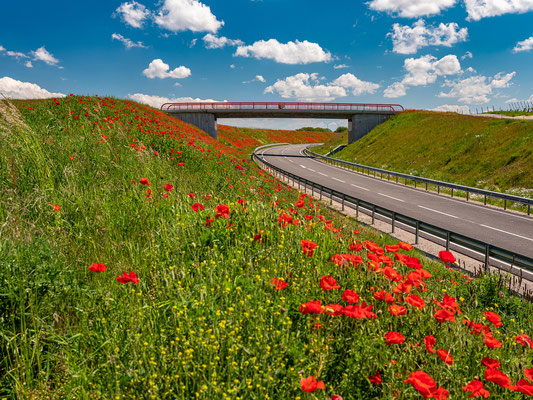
[257,144,533,260]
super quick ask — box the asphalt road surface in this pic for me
[257,144,533,260]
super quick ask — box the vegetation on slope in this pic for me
[1,97,533,399]
[327,111,533,196]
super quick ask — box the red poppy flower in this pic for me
[525,368,533,382]
[343,302,377,319]
[481,357,501,369]
[438,251,456,264]
[399,241,413,251]
[403,371,438,398]
[300,376,325,393]
[188,192,195,199]
[405,294,426,309]
[484,368,511,388]
[384,331,405,345]
[140,177,150,185]
[299,300,323,314]
[515,334,531,347]
[163,184,173,192]
[484,333,503,349]
[514,379,533,396]
[462,380,490,398]
[301,240,318,257]
[52,204,61,211]
[389,304,407,316]
[424,335,436,353]
[484,311,503,327]
[205,217,214,226]
[271,278,289,291]
[191,203,204,212]
[349,242,363,251]
[341,289,360,304]
[177,162,184,166]
[324,304,344,316]
[215,204,230,219]
[89,263,107,272]
[368,372,382,385]
[295,199,305,208]
[116,271,139,285]
[437,349,454,365]
[434,309,456,323]
[385,245,400,253]
[320,275,340,291]
[374,290,395,304]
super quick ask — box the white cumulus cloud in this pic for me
[202,34,243,49]
[513,35,533,52]
[112,33,147,49]
[128,93,224,109]
[438,72,516,104]
[31,46,60,66]
[242,75,266,84]
[384,54,461,97]
[115,1,150,28]
[331,73,380,95]
[461,51,473,59]
[432,104,471,113]
[235,39,332,64]
[367,0,457,17]
[465,0,533,20]
[333,64,349,69]
[154,0,223,33]
[390,19,468,54]
[0,76,65,99]
[264,72,379,102]
[142,59,191,79]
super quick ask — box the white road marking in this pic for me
[480,224,533,242]
[378,193,405,202]
[318,172,328,177]
[418,205,459,219]
[351,184,370,191]
[300,164,306,168]
[288,159,294,163]
[308,168,315,172]
[332,177,345,183]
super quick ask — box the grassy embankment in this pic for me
[314,111,533,201]
[484,111,533,117]
[1,97,533,399]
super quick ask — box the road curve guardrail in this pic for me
[161,102,405,113]
[251,145,533,279]
[305,146,533,215]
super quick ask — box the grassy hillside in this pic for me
[217,124,335,155]
[1,97,533,399]
[330,111,533,196]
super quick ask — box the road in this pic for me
[257,144,533,260]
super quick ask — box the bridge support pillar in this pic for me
[348,114,390,144]
[174,112,217,140]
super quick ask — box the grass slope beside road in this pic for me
[318,111,533,197]
[1,97,533,399]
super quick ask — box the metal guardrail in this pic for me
[252,147,533,276]
[161,102,405,112]
[305,146,533,215]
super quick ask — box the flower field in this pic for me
[1,96,533,399]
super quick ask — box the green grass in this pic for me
[329,111,533,197]
[484,111,533,117]
[1,97,533,399]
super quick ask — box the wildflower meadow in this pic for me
[1,96,532,399]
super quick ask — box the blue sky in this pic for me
[1,0,532,129]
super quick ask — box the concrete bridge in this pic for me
[161,102,404,143]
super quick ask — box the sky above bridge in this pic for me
[1,0,532,129]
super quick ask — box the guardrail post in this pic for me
[446,231,450,251]
[484,195,487,205]
[466,191,469,201]
[415,220,419,244]
[320,187,322,200]
[356,199,359,218]
[425,182,428,191]
[414,181,417,188]
[391,212,395,233]
[372,204,375,224]
[438,185,440,194]
[528,204,531,215]
[504,199,507,210]
[396,176,398,183]
[484,245,490,273]
[451,188,454,198]
[330,189,333,205]
[311,183,314,197]
[342,194,345,211]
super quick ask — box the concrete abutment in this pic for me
[174,112,217,140]
[348,114,390,144]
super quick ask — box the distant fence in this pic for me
[305,145,533,215]
[252,145,533,279]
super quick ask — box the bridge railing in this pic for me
[161,102,405,112]
[251,145,533,279]
[305,145,533,215]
